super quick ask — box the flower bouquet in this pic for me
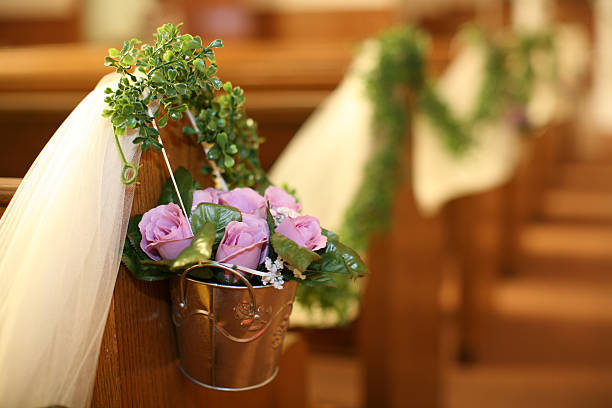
[106,23,368,390]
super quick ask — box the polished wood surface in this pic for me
[361,136,445,408]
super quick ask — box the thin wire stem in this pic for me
[185,109,229,191]
[148,106,194,236]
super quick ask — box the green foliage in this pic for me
[340,26,427,252]
[158,166,200,217]
[309,233,368,278]
[171,222,216,270]
[340,25,556,253]
[270,232,322,273]
[103,23,267,188]
[190,203,241,247]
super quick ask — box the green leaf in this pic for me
[158,167,201,216]
[167,68,178,81]
[171,222,215,270]
[183,125,197,135]
[190,203,242,247]
[206,64,218,76]
[270,232,322,272]
[122,54,136,66]
[217,132,228,148]
[223,155,235,168]
[151,70,165,83]
[226,144,238,155]
[108,48,121,58]
[223,81,233,93]
[211,78,223,90]
[208,39,223,49]
[310,236,368,278]
[157,113,168,128]
[194,58,206,73]
[175,83,189,95]
[322,228,339,242]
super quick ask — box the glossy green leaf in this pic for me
[157,113,168,128]
[194,58,206,73]
[171,222,215,270]
[208,39,223,48]
[270,232,321,273]
[310,236,368,278]
[190,203,242,247]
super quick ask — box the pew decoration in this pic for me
[341,24,558,245]
[104,23,368,390]
[272,24,563,326]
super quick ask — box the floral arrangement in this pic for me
[122,167,367,289]
[105,23,367,291]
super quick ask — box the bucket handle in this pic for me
[177,263,259,320]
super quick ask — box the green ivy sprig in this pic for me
[102,23,267,188]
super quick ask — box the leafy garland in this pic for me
[340,25,556,254]
[298,26,556,322]
[102,23,266,188]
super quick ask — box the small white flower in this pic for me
[262,256,285,290]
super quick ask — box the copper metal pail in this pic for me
[170,264,297,391]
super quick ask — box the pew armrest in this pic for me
[0,177,21,206]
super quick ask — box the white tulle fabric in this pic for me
[413,44,521,215]
[269,42,377,233]
[0,73,140,407]
[269,43,377,327]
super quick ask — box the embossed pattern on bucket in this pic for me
[170,269,297,391]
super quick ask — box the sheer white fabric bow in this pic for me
[0,73,140,407]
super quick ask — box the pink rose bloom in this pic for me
[219,187,266,218]
[192,187,220,211]
[275,215,327,251]
[139,203,193,260]
[264,186,302,213]
[215,214,269,270]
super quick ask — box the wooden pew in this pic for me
[0,177,21,217]
[446,121,570,362]
[360,136,446,408]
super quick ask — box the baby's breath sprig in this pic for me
[102,23,268,188]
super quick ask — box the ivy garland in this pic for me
[293,26,556,323]
[340,25,556,254]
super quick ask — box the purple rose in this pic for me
[139,203,193,260]
[264,186,302,213]
[219,187,266,218]
[275,215,327,251]
[192,187,221,211]
[215,214,269,270]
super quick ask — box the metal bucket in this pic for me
[170,264,297,391]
